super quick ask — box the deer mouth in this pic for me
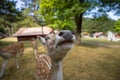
[57,40,74,46]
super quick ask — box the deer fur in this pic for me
[35,54,52,80]
[0,42,24,78]
[31,38,38,60]
[37,30,76,80]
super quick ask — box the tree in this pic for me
[0,0,22,36]
[115,19,120,33]
[14,16,39,31]
[12,0,41,32]
[39,0,119,43]
[38,0,92,44]
[82,16,115,33]
[38,0,120,44]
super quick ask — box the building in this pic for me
[13,27,53,41]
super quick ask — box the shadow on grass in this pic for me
[80,40,120,48]
[80,42,108,48]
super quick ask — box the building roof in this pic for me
[13,26,53,37]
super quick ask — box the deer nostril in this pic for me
[58,32,64,36]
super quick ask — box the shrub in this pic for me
[0,27,5,34]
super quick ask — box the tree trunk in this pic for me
[75,13,83,44]
[7,26,11,37]
[11,27,13,36]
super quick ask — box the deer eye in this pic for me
[71,31,75,35]
[58,32,64,36]
[45,37,50,41]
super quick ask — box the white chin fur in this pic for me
[56,43,73,51]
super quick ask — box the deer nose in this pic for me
[58,31,73,40]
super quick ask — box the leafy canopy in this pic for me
[82,16,115,33]
[0,0,22,26]
[38,0,91,30]
[115,19,120,33]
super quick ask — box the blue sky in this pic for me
[16,0,24,9]
[84,7,120,20]
[16,0,120,20]
[107,11,120,20]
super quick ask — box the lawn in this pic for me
[0,37,120,80]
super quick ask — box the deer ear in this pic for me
[37,36,46,45]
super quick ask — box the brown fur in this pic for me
[0,42,24,78]
[35,54,52,80]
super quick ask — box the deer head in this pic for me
[38,30,76,61]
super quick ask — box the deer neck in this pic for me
[47,48,68,80]
[49,61,63,80]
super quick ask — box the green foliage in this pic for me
[0,27,5,34]
[0,0,22,22]
[0,0,41,33]
[82,16,115,33]
[32,0,120,32]
[39,0,120,32]
[115,19,120,33]
[1,0,120,35]
[0,0,22,34]
[38,0,90,30]
[48,20,76,30]
[12,0,41,32]
[14,16,39,31]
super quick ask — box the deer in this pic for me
[36,30,76,80]
[31,38,39,60]
[0,42,24,78]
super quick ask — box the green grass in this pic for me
[81,38,120,48]
[0,37,120,80]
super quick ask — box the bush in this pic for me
[0,27,5,34]
[115,19,120,33]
